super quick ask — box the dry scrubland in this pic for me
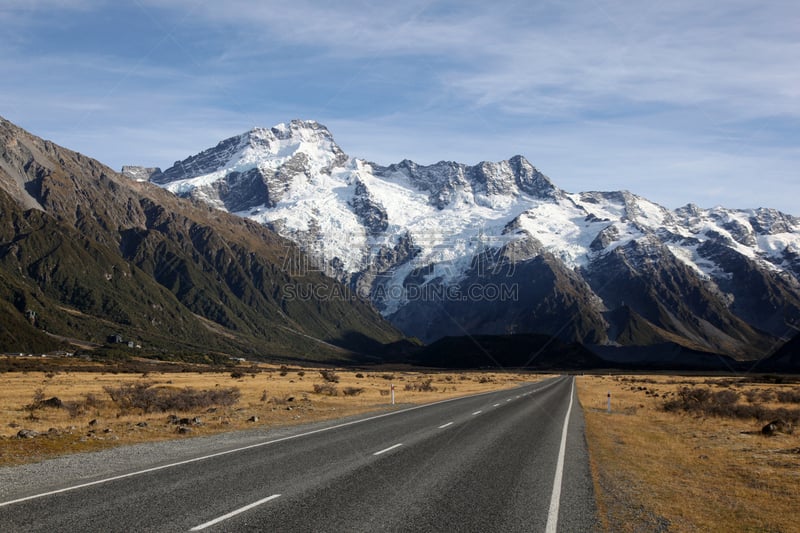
[577,375,800,533]
[0,358,536,466]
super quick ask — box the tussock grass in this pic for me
[578,375,800,532]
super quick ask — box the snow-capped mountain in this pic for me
[126,120,800,358]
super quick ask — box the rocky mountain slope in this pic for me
[0,117,403,361]
[136,120,800,360]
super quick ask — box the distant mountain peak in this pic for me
[243,120,337,148]
[150,120,347,189]
[507,154,560,199]
[269,118,329,135]
[134,119,800,358]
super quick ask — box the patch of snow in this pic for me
[665,243,729,280]
[516,203,607,267]
[758,233,800,260]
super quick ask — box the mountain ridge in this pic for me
[0,116,403,361]
[138,119,800,360]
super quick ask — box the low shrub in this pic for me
[268,394,293,405]
[64,392,103,418]
[65,401,84,418]
[312,383,338,396]
[663,386,800,423]
[776,389,800,404]
[342,387,365,396]
[104,382,240,413]
[404,379,436,392]
[319,370,340,383]
[744,389,775,403]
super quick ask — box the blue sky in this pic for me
[2,0,798,214]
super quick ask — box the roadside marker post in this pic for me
[607,391,611,413]
[391,383,395,405]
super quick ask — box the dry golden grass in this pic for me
[577,375,800,533]
[0,359,539,466]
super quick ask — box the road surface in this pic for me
[0,375,597,532]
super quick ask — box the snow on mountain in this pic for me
[155,121,578,288]
[150,119,800,294]
[142,120,800,355]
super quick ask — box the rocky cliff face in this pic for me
[144,120,800,359]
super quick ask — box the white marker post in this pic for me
[391,383,395,405]
[607,391,611,413]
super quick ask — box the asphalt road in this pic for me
[0,375,597,532]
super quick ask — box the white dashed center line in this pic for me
[190,494,281,531]
[373,443,403,456]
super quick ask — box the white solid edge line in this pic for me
[438,422,454,429]
[0,383,532,508]
[545,377,575,533]
[190,494,281,531]
[373,443,403,456]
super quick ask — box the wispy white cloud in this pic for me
[2,0,798,214]
[144,0,800,119]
